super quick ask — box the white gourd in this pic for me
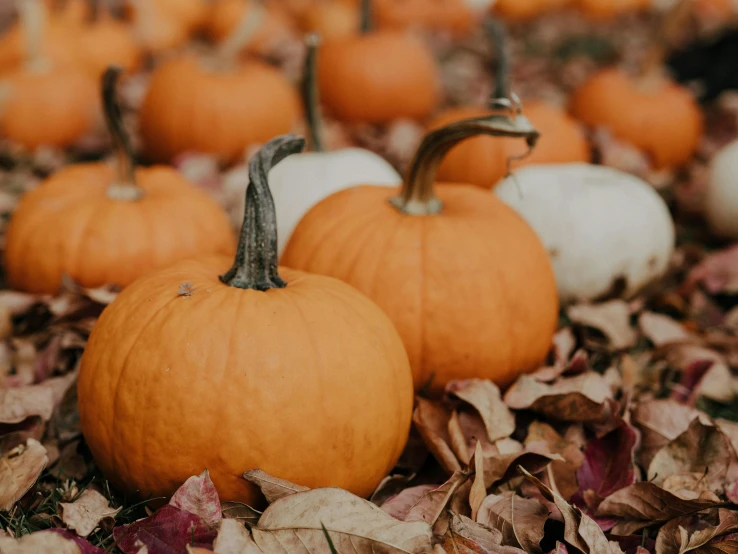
[706,139,738,239]
[495,163,676,303]
[269,149,400,255]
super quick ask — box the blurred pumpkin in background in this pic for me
[125,0,207,54]
[492,0,571,21]
[576,0,649,19]
[75,4,140,79]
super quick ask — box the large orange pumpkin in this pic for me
[139,52,300,163]
[282,114,559,394]
[77,135,414,504]
[570,67,703,168]
[4,67,235,294]
[317,2,440,124]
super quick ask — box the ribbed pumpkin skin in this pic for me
[318,31,440,124]
[139,56,301,163]
[571,68,703,169]
[76,19,141,79]
[282,184,559,394]
[429,102,590,189]
[77,260,413,504]
[4,164,235,294]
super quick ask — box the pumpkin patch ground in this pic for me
[2,1,738,553]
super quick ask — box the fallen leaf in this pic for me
[597,482,722,536]
[449,410,474,464]
[0,382,55,424]
[568,301,638,350]
[662,472,715,499]
[573,422,638,512]
[655,509,738,554]
[648,418,738,494]
[522,467,623,554]
[439,513,509,554]
[504,373,613,422]
[631,399,706,467]
[48,441,88,481]
[550,542,569,554]
[698,364,738,404]
[446,380,516,443]
[220,502,261,526]
[0,438,48,510]
[406,471,474,528]
[250,487,433,553]
[170,470,222,528]
[380,485,438,521]
[46,529,105,554]
[639,312,694,347]
[60,489,121,537]
[476,492,548,553]
[470,441,487,519]
[113,505,217,554]
[717,419,738,453]
[685,245,738,295]
[525,421,585,501]
[0,530,82,554]
[214,519,262,554]
[413,398,463,473]
[483,450,564,489]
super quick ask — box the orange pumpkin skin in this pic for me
[318,31,440,124]
[4,164,235,294]
[206,0,295,54]
[282,184,559,394]
[570,68,703,168]
[493,0,553,20]
[300,1,359,40]
[0,68,98,150]
[576,0,649,18]
[75,18,141,79]
[139,56,301,163]
[374,0,475,34]
[0,18,79,73]
[428,102,590,189]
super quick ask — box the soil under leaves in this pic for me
[1,5,738,554]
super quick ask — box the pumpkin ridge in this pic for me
[341,202,399,285]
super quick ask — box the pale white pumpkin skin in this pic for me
[268,148,401,255]
[495,163,675,303]
[706,140,738,239]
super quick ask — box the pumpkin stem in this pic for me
[301,34,324,153]
[102,66,142,201]
[17,0,48,72]
[486,18,511,103]
[390,112,540,216]
[221,135,306,291]
[360,0,373,33]
[217,0,265,63]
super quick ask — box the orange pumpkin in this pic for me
[139,53,300,163]
[282,114,559,395]
[75,11,141,79]
[493,0,571,20]
[126,0,196,54]
[570,67,703,168]
[317,5,440,124]
[0,0,97,150]
[77,134,414,504]
[4,67,235,294]
[373,0,475,34]
[576,0,649,18]
[299,0,360,40]
[205,0,295,55]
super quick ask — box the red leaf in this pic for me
[169,470,222,528]
[113,505,217,554]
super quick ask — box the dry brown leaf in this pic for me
[639,311,694,347]
[0,438,48,511]
[220,502,261,526]
[648,418,738,494]
[0,382,55,424]
[251,487,433,553]
[214,519,263,554]
[0,531,81,554]
[406,471,473,528]
[439,513,508,554]
[632,399,707,468]
[380,485,438,522]
[525,421,585,501]
[568,301,638,350]
[446,380,516,443]
[521,468,623,554]
[482,450,564,489]
[413,398,462,473]
[717,419,738,453]
[449,410,473,464]
[469,441,487,520]
[476,492,548,553]
[662,472,715,500]
[59,489,120,537]
[597,482,722,536]
[655,509,738,554]
[698,364,738,404]
[242,470,309,504]
[504,373,613,422]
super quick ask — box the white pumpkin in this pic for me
[706,139,738,239]
[495,163,676,303]
[270,148,401,255]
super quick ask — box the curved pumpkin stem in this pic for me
[102,66,142,201]
[486,18,510,103]
[221,135,306,291]
[360,0,373,33]
[390,112,540,216]
[17,0,47,72]
[301,34,324,153]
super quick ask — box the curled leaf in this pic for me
[242,470,309,504]
[568,301,638,350]
[413,398,463,473]
[446,380,516,443]
[476,492,548,553]
[0,438,48,511]
[59,489,121,537]
[170,470,222,528]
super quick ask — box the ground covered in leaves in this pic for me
[2,6,738,554]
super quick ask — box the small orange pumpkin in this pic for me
[0,0,98,150]
[139,50,301,163]
[317,2,440,124]
[299,0,360,40]
[77,134,414,504]
[125,0,200,54]
[282,114,559,395]
[492,0,570,20]
[205,0,295,55]
[570,67,702,168]
[576,0,649,18]
[373,0,475,35]
[74,8,141,79]
[4,67,235,294]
